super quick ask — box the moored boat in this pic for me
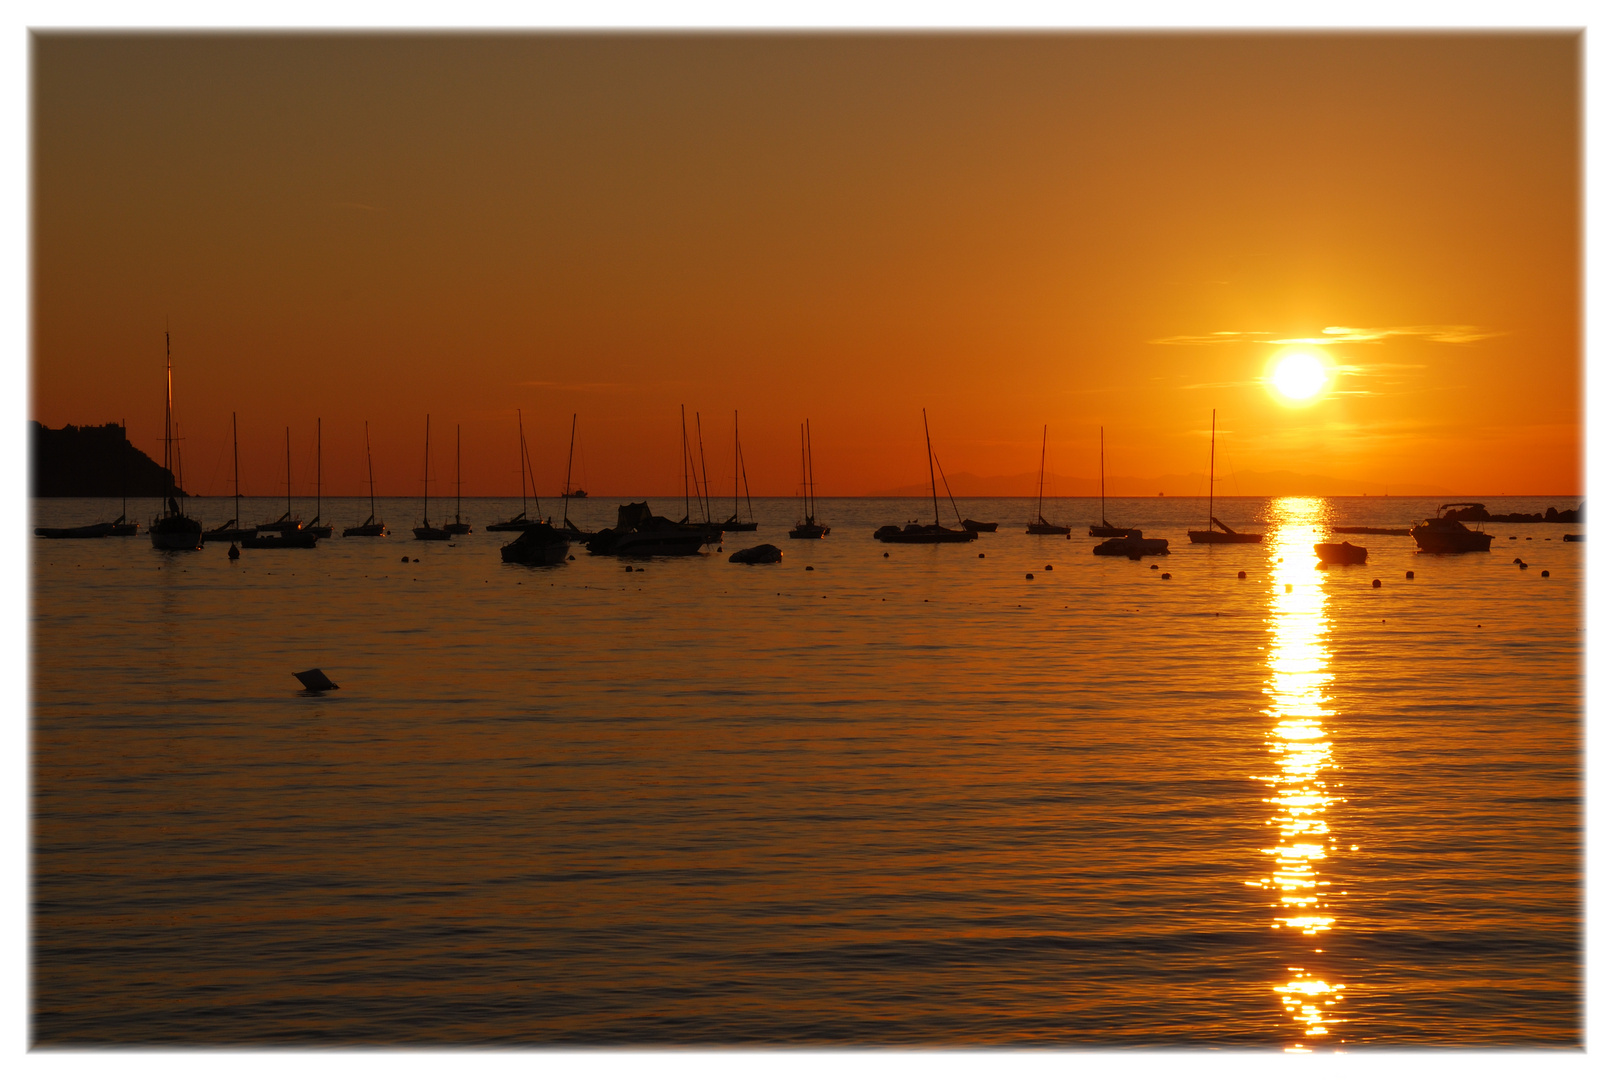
[305,418,333,537]
[1089,426,1133,537]
[961,518,998,532]
[499,521,570,565]
[1411,505,1493,553]
[729,543,783,564]
[258,428,303,534]
[442,424,471,535]
[1314,541,1368,565]
[344,420,388,536]
[414,415,452,540]
[1026,424,1071,535]
[488,410,541,532]
[722,410,759,532]
[1092,531,1170,558]
[1187,410,1263,544]
[203,412,258,542]
[788,418,830,538]
[241,527,318,549]
[587,501,716,556]
[876,410,976,544]
[149,331,203,551]
[36,522,117,539]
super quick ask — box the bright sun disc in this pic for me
[1272,351,1329,401]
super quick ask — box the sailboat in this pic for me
[673,405,723,543]
[488,411,541,531]
[557,414,593,541]
[1187,410,1263,544]
[722,410,758,532]
[1026,425,1071,535]
[344,420,387,536]
[306,418,333,538]
[443,424,472,535]
[874,411,976,544]
[932,450,984,535]
[1089,426,1132,537]
[789,419,829,539]
[149,330,204,551]
[243,427,317,547]
[257,425,303,534]
[414,415,451,540]
[692,411,724,533]
[202,412,258,541]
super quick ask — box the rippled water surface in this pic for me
[31,494,1582,1047]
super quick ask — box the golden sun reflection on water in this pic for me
[1249,497,1347,1051]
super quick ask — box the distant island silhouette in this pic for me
[31,421,183,497]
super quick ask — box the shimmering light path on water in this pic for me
[31,496,1581,1045]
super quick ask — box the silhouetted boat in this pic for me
[689,410,729,535]
[1411,504,1493,553]
[722,410,759,532]
[414,415,452,540]
[876,410,976,544]
[258,428,303,534]
[729,543,782,564]
[1314,541,1368,565]
[1334,525,1409,535]
[567,489,587,498]
[36,522,117,539]
[556,414,593,541]
[499,521,570,565]
[443,424,471,535]
[109,505,137,536]
[1089,427,1132,537]
[1092,531,1170,558]
[203,412,258,542]
[1026,425,1070,535]
[344,421,388,536]
[488,410,541,532]
[306,418,333,538]
[241,527,318,549]
[931,446,985,537]
[961,518,998,532]
[587,501,715,556]
[149,330,203,551]
[789,419,829,539]
[1564,533,1583,543]
[1187,411,1263,544]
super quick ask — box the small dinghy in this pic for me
[729,543,783,564]
[1314,541,1368,565]
[961,518,998,532]
[1092,531,1170,558]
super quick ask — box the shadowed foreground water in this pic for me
[31,495,1581,1046]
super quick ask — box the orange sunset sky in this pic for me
[31,32,1581,498]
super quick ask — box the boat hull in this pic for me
[35,523,116,539]
[1092,535,1170,558]
[722,519,760,532]
[242,530,317,549]
[1026,523,1071,536]
[444,523,472,535]
[202,526,259,542]
[1411,524,1492,553]
[1314,542,1368,565]
[343,523,388,537]
[789,523,830,539]
[729,543,783,564]
[962,519,998,532]
[875,524,977,544]
[486,517,533,532]
[150,516,203,550]
[588,533,708,556]
[500,525,570,565]
[414,526,452,540]
[1088,525,1132,537]
[1188,530,1263,544]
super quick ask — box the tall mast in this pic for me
[163,329,174,511]
[1037,424,1048,522]
[315,417,322,525]
[562,414,577,527]
[695,411,712,523]
[365,420,377,522]
[923,409,939,526]
[517,410,528,516]
[423,415,431,526]
[738,423,753,521]
[232,412,240,528]
[455,424,462,524]
[285,426,292,519]
[1208,409,1216,529]
[798,424,808,522]
[681,405,690,521]
[733,410,741,519]
[806,418,817,521]
[1100,426,1106,524]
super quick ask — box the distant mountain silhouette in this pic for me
[31,421,184,497]
[870,470,1447,498]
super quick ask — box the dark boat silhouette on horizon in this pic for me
[1026,424,1071,536]
[1187,410,1263,545]
[245,426,317,547]
[202,412,258,542]
[875,410,976,544]
[788,418,829,539]
[443,425,471,535]
[149,330,203,551]
[723,410,759,532]
[500,521,570,565]
[1411,504,1493,553]
[1092,530,1170,559]
[586,501,716,556]
[344,421,388,536]
[1315,541,1368,565]
[1089,426,1133,537]
[414,416,452,540]
[488,410,542,532]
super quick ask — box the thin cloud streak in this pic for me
[1152,325,1502,346]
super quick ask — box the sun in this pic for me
[1269,349,1330,404]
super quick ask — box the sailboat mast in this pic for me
[232,412,240,527]
[517,410,528,516]
[681,405,690,521]
[696,411,712,523]
[285,427,292,519]
[423,415,431,526]
[1037,424,1048,521]
[316,417,322,524]
[733,410,740,519]
[163,330,174,509]
[798,424,808,522]
[562,414,577,527]
[1100,426,1105,524]
[923,409,939,526]
[1208,409,1216,529]
[806,419,817,521]
[365,420,376,522]
[455,424,462,523]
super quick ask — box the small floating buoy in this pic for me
[978,553,985,558]
[1372,579,1381,588]
[1150,564,1158,570]
[1520,562,1528,569]
[1026,573,1034,580]
[883,552,890,558]
[806,566,815,571]
[717,546,722,552]
[1510,536,1517,540]
[413,558,420,563]
[1542,569,1550,577]
[227,543,239,560]
[1161,572,1171,580]
[401,556,409,563]
[1285,583,1293,592]
[567,555,575,561]
[624,565,634,573]
[1513,557,1522,564]
[1278,557,1284,563]
[1045,564,1053,571]
[1526,537,1533,540]
[1237,570,1246,579]
[636,567,644,572]
[1406,570,1414,579]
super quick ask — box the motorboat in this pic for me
[1314,541,1368,565]
[729,543,783,564]
[587,502,718,556]
[1411,505,1494,553]
[1092,531,1170,558]
[961,518,998,532]
[499,522,570,565]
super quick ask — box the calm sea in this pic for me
[30,494,1582,1048]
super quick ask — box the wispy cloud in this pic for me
[1152,325,1502,346]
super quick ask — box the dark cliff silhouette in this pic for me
[31,422,183,497]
